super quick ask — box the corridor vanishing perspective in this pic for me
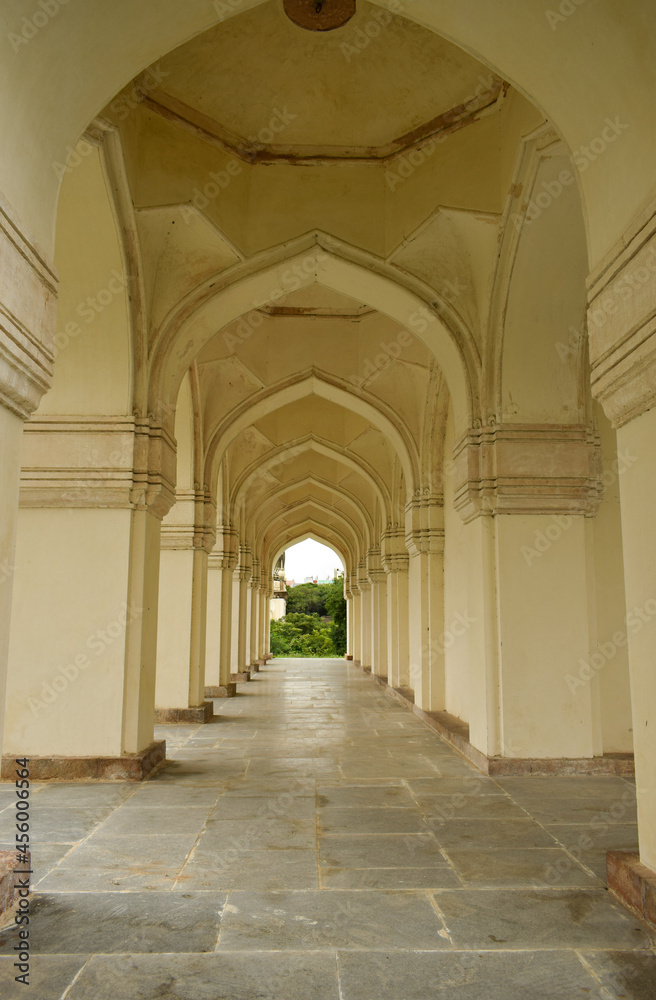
[2,1,656,995]
[0,661,653,999]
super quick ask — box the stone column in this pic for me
[357,563,372,670]
[587,203,656,875]
[406,496,445,712]
[3,415,175,777]
[452,422,604,760]
[234,546,252,681]
[344,584,353,659]
[350,576,361,667]
[367,550,387,680]
[155,488,215,723]
[249,559,260,669]
[382,530,409,690]
[0,201,56,764]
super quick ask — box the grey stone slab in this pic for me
[34,866,180,892]
[319,833,445,869]
[336,949,606,1000]
[445,848,603,888]
[26,783,136,808]
[210,795,316,821]
[175,848,319,890]
[121,785,223,808]
[95,805,211,836]
[54,833,199,870]
[0,806,109,844]
[433,888,651,950]
[518,796,638,825]
[433,817,559,849]
[316,785,416,809]
[217,889,449,951]
[406,777,506,796]
[67,952,341,1000]
[0,955,89,1000]
[545,822,639,854]
[582,950,656,1000]
[201,817,316,851]
[319,807,429,835]
[223,777,316,796]
[0,891,226,954]
[415,794,528,820]
[497,776,635,799]
[321,866,461,889]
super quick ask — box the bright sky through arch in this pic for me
[284,540,344,584]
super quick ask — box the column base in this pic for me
[607,851,656,931]
[0,851,30,930]
[230,670,251,683]
[154,702,215,724]
[205,683,237,699]
[0,740,166,781]
[371,674,635,776]
[345,654,353,660]
[250,662,260,673]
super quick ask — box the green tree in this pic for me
[270,612,335,657]
[284,582,331,616]
[325,574,347,655]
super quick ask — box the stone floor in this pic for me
[0,658,654,999]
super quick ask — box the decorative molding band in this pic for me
[0,196,57,418]
[19,416,176,518]
[452,423,602,522]
[587,199,656,427]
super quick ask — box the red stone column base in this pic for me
[230,670,251,683]
[345,654,353,660]
[1,741,166,781]
[154,703,215,724]
[0,851,31,930]
[607,851,656,930]
[205,684,237,699]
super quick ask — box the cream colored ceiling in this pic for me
[146,0,504,159]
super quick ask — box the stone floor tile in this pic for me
[121,785,224,808]
[199,817,316,850]
[0,806,110,844]
[320,866,461,889]
[336,949,606,1000]
[0,955,89,1000]
[319,833,445,869]
[415,794,529,820]
[405,776,506,796]
[445,848,603,888]
[433,888,651,950]
[516,797,637,826]
[53,833,200,870]
[319,806,430,835]
[175,848,319,890]
[66,952,341,1000]
[209,794,316,821]
[217,889,449,951]
[580,949,656,999]
[316,784,417,809]
[95,805,212,836]
[433,817,559,850]
[0,892,226,954]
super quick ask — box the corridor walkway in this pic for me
[0,659,654,999]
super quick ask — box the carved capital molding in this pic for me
[19,416,176,518]
[404,494,444,556]
[381,527,409,573]
[587,198,656,427]
[452,423,602,523]
[0,196,57,418]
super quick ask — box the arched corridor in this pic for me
[1,660,652,998]
[1,0,656,990]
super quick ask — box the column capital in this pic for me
[19,415,177,518]
[381,527,409,573]
[452,422,602,523]
[404,494,444,556]
[587,197,656,427]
